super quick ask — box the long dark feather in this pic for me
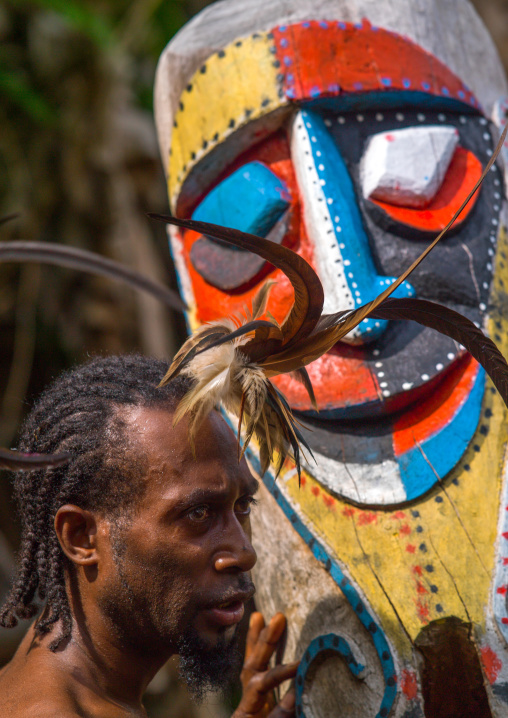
[147,214,324,352]
[265,390,293,477]
[291,367,318,411]
[311,309,353,335]
[0,241,186,313]
[0,448,69,471]
[370,297,508,406]
[193,320,282,357]
[160,324,234,384]
[265,382,315,480]
[0,214,19,228]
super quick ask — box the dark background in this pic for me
[0,0,506,715]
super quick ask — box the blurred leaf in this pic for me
[10,0,114,48]
[0,69,56,125]
[142,0,189,55]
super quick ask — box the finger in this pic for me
[244,613,287,672]
[245,611,265,661]
[268,690,296,718]
[257,661,299,694]
[240,663,300,715]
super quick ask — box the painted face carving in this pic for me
[165,20,504,505]
[156,4,508,714]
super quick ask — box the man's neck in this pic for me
[1,612,171,718]
[69,594,174,708]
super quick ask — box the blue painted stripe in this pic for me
[295,633,365,715]
[398,367,485,501]
[245,445,397,718]
[301,109,414,344]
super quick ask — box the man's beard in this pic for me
[177,623,243,702]
[105,525,249,700]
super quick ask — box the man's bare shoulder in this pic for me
[0,691,132,718]
[0,676,137,718]
[0,692,83,718]
[0,674,83,718]
[18,703,84,718]
[0,630,143,718]
[0,663,142,718]
[0,654,86,718]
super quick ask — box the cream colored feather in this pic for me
[161,282,312,475]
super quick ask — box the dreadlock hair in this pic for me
[0,354,192,651]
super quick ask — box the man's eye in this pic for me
[235,497,258,515]
[187,506,211,522]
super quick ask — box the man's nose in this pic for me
[214,517,257,573]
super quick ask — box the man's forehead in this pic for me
[118,404,257,492]
[119,404,227,453]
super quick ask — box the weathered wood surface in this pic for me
[155,1,508,715]
[155,0,507,209]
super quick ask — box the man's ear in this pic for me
[55,505,99,566]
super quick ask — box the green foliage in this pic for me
[0,0,210,448]
[13,0,115,48]
[0,68,56,125]
[0,0,211,118]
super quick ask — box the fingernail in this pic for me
[282,691,296,708]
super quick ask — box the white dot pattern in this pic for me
[297,110,502,397]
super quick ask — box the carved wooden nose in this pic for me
[290,108,415,345]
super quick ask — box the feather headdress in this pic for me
[149,125,508,480]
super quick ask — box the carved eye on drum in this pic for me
[329,108,499,242]
[189,161,291,291]
[361,124,483,234]
[361,125,460,208]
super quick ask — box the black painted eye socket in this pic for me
[328,109,496,236]
[325,108,502,310]
[189,160,291,291]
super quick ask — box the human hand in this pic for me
[232,612,299,718]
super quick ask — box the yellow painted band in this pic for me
[279,227,508,660]
[168,32,285,208]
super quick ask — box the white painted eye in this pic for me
[360,125,459,208]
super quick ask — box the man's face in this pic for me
[97,406,257,690]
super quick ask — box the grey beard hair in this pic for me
[108,522,247,699]
[177,625,243,702]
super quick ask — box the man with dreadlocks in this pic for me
[0,355,298,717]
